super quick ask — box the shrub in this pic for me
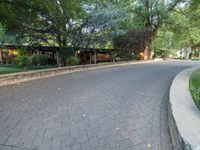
[32,55,49,65]
[129,54,140,60]
[14,56,28,67]
[5,56,14,64]
[14,49,29,67]
[67,56,80,66]
[156,50,170,59]
[192,57,200,61]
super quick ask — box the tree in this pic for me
[113,28,151,60]
[168,1,200,59]
[0,0,131,64]
[0,0,87,65]
[0,24,15,63]
[1,0,198,63]
[123,0,185,59]
[151,27,175,58]
[149,0,200,60]
[66,0,130,63]
[75,0,129,49]
[14,49,29,67]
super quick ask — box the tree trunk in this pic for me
[142,45,154,60]
[143,46,149,60]
[94,51,97,64]
[56,51,61,67]
[199,49,200,58]
[0,48,3,63]
[143,25,155,60]
[185,48,191,60]
[89,53,92,64]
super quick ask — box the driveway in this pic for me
[0,60,199,150]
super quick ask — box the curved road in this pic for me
[0,60,199,150]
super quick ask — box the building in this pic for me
[0,45,57,64]
[76,48,112,64]
[0,45,113,65]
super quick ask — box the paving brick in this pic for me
[0,61,198,149]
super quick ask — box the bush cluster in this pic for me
[14,49,29,67]
[67,56,80,66]
[32,55,50,65]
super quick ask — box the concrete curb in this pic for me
[0,59,162,87]
[169,65,200,150]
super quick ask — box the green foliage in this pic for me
[151,26,176,58]
[0,0,199,61]
[189,70,200,110]
[32,55,49,65]
[57,47,75,66]
[0,66,23,74]
[17,48,26,56]
[0,24,15,45]
[0,0,86,47]
[114,0,183,55]
[67,56,80,66]
[77,0,129,49]
[120,53,139,61]
[169,4,200,49]
[190,0,200,10]
[14,56,28,67]
[14,49,29,67]
[114,29,151,53]
[191,57,200,61]
[0,64,57,74]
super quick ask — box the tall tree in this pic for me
[125,0,184,58]
[169,1,200,58]
[0,24,15,63]
[74,0,129,49]
[0,0,87,65]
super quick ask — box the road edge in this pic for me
[0,59,162,87]
[168,65,200,150]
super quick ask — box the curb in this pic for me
[0,59,162,87]
[169,65,200,150]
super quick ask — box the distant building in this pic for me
[0,45,113,64]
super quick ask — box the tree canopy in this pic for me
[0,0,199,62]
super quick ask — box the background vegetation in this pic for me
[0,0,199,64]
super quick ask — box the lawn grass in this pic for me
[189,70,200,111]
[0,67,24,75]
[27,65,57,70]
[0,64,57,75]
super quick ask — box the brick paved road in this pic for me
[0,60,199,150]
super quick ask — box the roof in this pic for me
[1,45,114,53]
[1,45,58,52]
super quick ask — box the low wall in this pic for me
[169,66,200,150]
[0,59,161,87]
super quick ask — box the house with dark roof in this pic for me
[0,45,113,65]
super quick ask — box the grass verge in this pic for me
[0,64,57,75]
[189,70,200,111]
[0,67,23,74]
